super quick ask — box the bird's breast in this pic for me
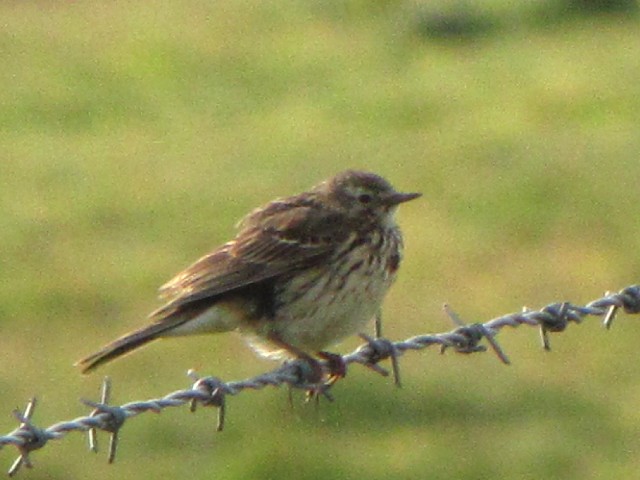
[245,227,404,356]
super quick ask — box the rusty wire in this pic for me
[1,284,639,476]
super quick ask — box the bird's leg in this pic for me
[374,309,383,338]
[266,332,324,385]
[265,333,347,401]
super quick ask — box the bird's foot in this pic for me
[302,351,346,402]
[267,333,346,401]
[286,354,331,402]
[317,351,347,386]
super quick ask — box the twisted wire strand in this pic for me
[1,284,639,476]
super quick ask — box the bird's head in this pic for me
[316,170,421,226]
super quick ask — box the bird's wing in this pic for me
[151,200,348,317]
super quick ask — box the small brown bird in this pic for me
[76,170,420,373]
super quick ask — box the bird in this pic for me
[76,170,421,374]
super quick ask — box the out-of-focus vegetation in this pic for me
[2,1,640,479]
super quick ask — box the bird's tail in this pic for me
[75,322,172,374]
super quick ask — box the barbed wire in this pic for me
[1,284,640,476]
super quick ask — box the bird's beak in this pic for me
[386,191,422,206]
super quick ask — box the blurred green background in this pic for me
[2,1,640,478]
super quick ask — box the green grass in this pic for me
[2,1,640,478]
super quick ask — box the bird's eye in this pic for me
[358,193,373,204]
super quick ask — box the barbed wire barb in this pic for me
[82,376,124,464]
[1,283,640,476]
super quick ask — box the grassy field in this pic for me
[2,1,640,478]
